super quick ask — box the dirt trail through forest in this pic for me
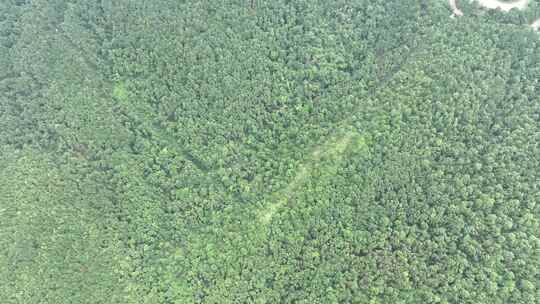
[532,18,540,29]
[259,128,366,224]
[258,131,357,223]
[473,0,528,11]
[450,0,540,30]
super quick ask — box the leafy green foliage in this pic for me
[1,0,538,303]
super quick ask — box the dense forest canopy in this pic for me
[1,0,539,303]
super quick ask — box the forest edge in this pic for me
[449,0,540,29]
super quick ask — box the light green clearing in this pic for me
[259,130,368,223]
[110,78,368,225]
[113,82,128,102]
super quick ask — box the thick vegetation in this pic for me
[1,0,539,303]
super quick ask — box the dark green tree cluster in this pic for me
[1,0,538,303]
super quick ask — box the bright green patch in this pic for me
[113,82,128,102]
[355,134,368,149]
[259,129,368,223]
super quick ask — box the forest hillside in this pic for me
[1,0,539,303]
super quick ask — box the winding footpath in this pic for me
[449,0,464,16]
[473,0,528,11]
[532,18,540,30]
[449,0,540,30]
